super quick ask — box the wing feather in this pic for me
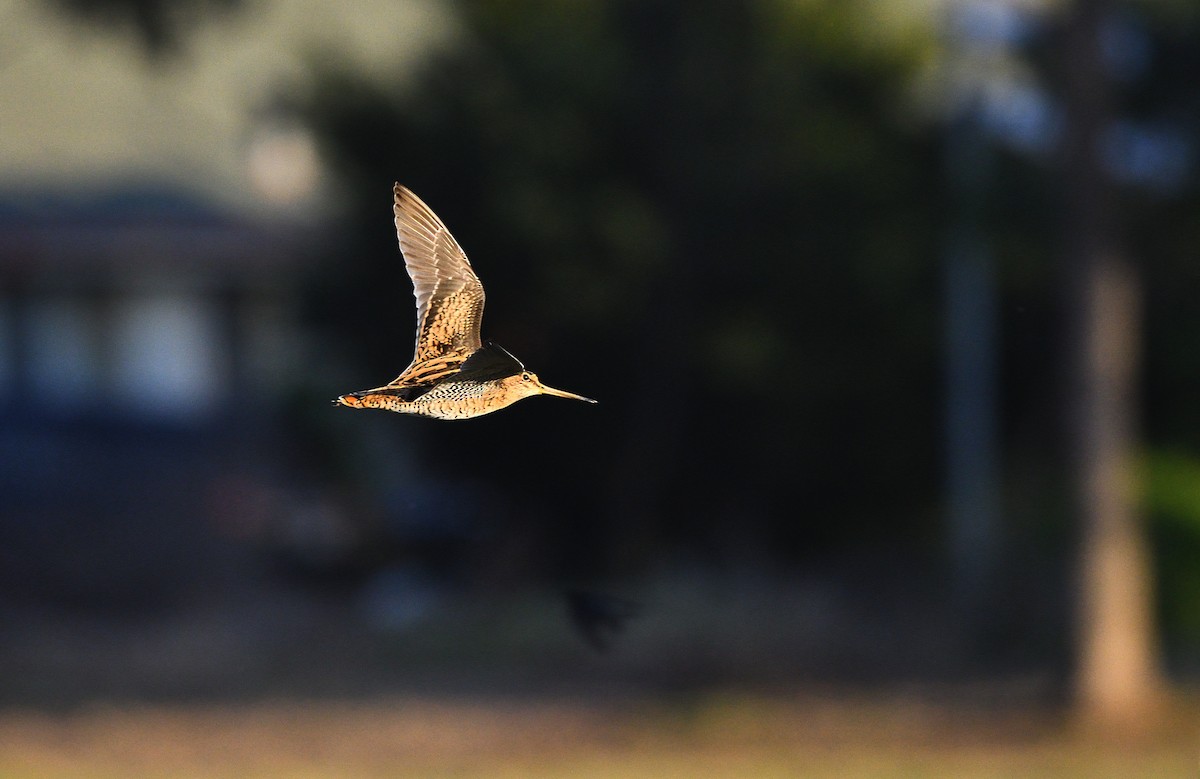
[389,184,486,385]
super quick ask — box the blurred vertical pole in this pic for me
[943,2,1000,613]
[1060,0,1163,727]
[943,111,999,610]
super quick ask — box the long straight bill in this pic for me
[539,384,597,403]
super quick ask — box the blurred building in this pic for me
[0,0,452,610]
[0,188,306,423]
[0,185,320,608]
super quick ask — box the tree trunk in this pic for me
[1061,0,1164,728]
[1069,257,1162,725]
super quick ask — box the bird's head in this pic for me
[505,370,596,405]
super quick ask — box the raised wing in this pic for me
[390,185,486,384]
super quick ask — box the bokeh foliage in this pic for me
[297,1,1200,653]
[299,0,946,579]
[1143,450,1200,647]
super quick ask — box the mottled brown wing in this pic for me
[389,184,486,386]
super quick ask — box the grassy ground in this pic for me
[0,691,1194,778]
[1,573,1195,777]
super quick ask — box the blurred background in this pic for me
[1,0,1199,774]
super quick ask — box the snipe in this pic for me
[333,184,596,420]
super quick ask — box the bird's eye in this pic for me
[521,373,531,381]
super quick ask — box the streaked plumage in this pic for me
[333,184,596,419]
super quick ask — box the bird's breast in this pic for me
[408,380,519,420]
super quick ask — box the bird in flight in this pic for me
[333,184,597,420]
